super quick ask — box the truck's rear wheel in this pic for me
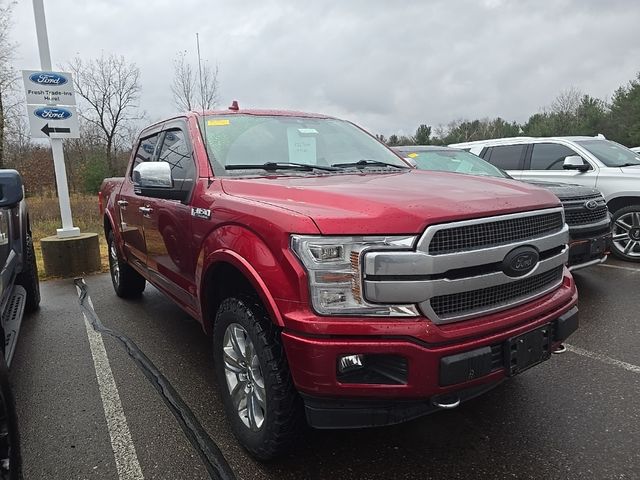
[15,234,40,314]
[213,296,303,460]
[107,230,145,297]
[611,205,640,262]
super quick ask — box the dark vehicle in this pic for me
[394,146,612,271]
[0,170,40,479]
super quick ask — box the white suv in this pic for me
[449,136,640,262]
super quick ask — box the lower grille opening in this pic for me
[430,266,564,319]
[337,355,408,385]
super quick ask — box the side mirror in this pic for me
[133,162,186,201]
[0,170,24,208]
[562,155,590,172]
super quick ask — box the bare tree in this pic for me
[67,54,142,174]
[171,50,219,112]
[551,86,583,117]
[0,1,17,168]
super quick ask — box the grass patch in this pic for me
[29,193,109,280]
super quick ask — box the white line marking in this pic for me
[82,309,144,479]
[565,344,640,374]
[597,263,640,272]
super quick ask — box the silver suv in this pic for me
[450,136,640,262]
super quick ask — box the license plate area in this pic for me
[505,324,552,376]
[590,236,608,255]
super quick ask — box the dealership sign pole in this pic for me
[28,0,80,238]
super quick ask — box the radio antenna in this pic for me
[196,32,212,183]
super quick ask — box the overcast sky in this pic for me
[10,0,640,136]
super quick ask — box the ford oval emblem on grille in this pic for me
[502,246,539,277]
[584,199,599,210]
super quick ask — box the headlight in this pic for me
[291,235,420,317]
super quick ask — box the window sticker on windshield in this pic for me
[298,128,318,135]
[407,153,418,158]
[208,119,230,126]
[288,127,317,164]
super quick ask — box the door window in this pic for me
[530,143,578,170]
[485,145,525,170]
[157,129,196,194]
[132,133,160,174]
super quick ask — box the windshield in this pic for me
[198,114,409,176]
[575,139,640,167]
[399,148,508,178]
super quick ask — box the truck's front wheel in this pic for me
[611,205,640,262]
[107,230,146,297]
[213,296,303,460]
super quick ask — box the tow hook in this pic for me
[553,344,567,354]
[432,395,461,409]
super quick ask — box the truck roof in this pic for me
[449,135,604,148]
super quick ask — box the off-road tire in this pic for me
[107,230,145,298]
[610,205,640,263]
[0,356,22,480]
[15,234,40,314]
[213,295,304,460]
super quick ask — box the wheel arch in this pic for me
[200,251,284,337]
[607,196,640,214]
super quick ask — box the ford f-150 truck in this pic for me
[100,108,578,459]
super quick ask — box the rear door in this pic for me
[117,131,161,269]
[142,121,198,309]
[482,144,527,179]
[519,142,598,188]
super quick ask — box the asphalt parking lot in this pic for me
[10,260,640,480]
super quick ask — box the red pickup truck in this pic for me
[100,108,578,459]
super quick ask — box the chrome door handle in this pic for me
[117,200,128,207]
[138,206,153,215]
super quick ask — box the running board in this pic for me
[3,285,26,367]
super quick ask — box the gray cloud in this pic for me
[11,0,640,137]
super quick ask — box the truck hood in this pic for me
[523,180,601,200]
[220,170,561,235]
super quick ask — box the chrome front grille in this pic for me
[362,207,569,324]
[430,266,564,319]
[428,211,564,255]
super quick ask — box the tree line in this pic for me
[381,79,640,148]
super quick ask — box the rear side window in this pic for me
[485,145,525,170]
[157,129,196,193]
[530,143,577,170]
[132,134,160,173]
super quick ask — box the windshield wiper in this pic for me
[618,162,640,167]
[331,159,408,169]
[225,162,339,172]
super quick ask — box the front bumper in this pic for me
[568,231,611,271]
[280,273,578,428]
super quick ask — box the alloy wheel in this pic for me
[222,323,266,431]
[109,241,120,286]
[612,211,640,258]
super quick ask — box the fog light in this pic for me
[338,354,364,373]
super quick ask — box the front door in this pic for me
[142,125,198,309]
[519,142,598,188]
[118,132,161,267]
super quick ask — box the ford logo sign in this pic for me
[502,246,539,277]
[33,107,72,120]
[29,72,68,86]
[584,199,599,210]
